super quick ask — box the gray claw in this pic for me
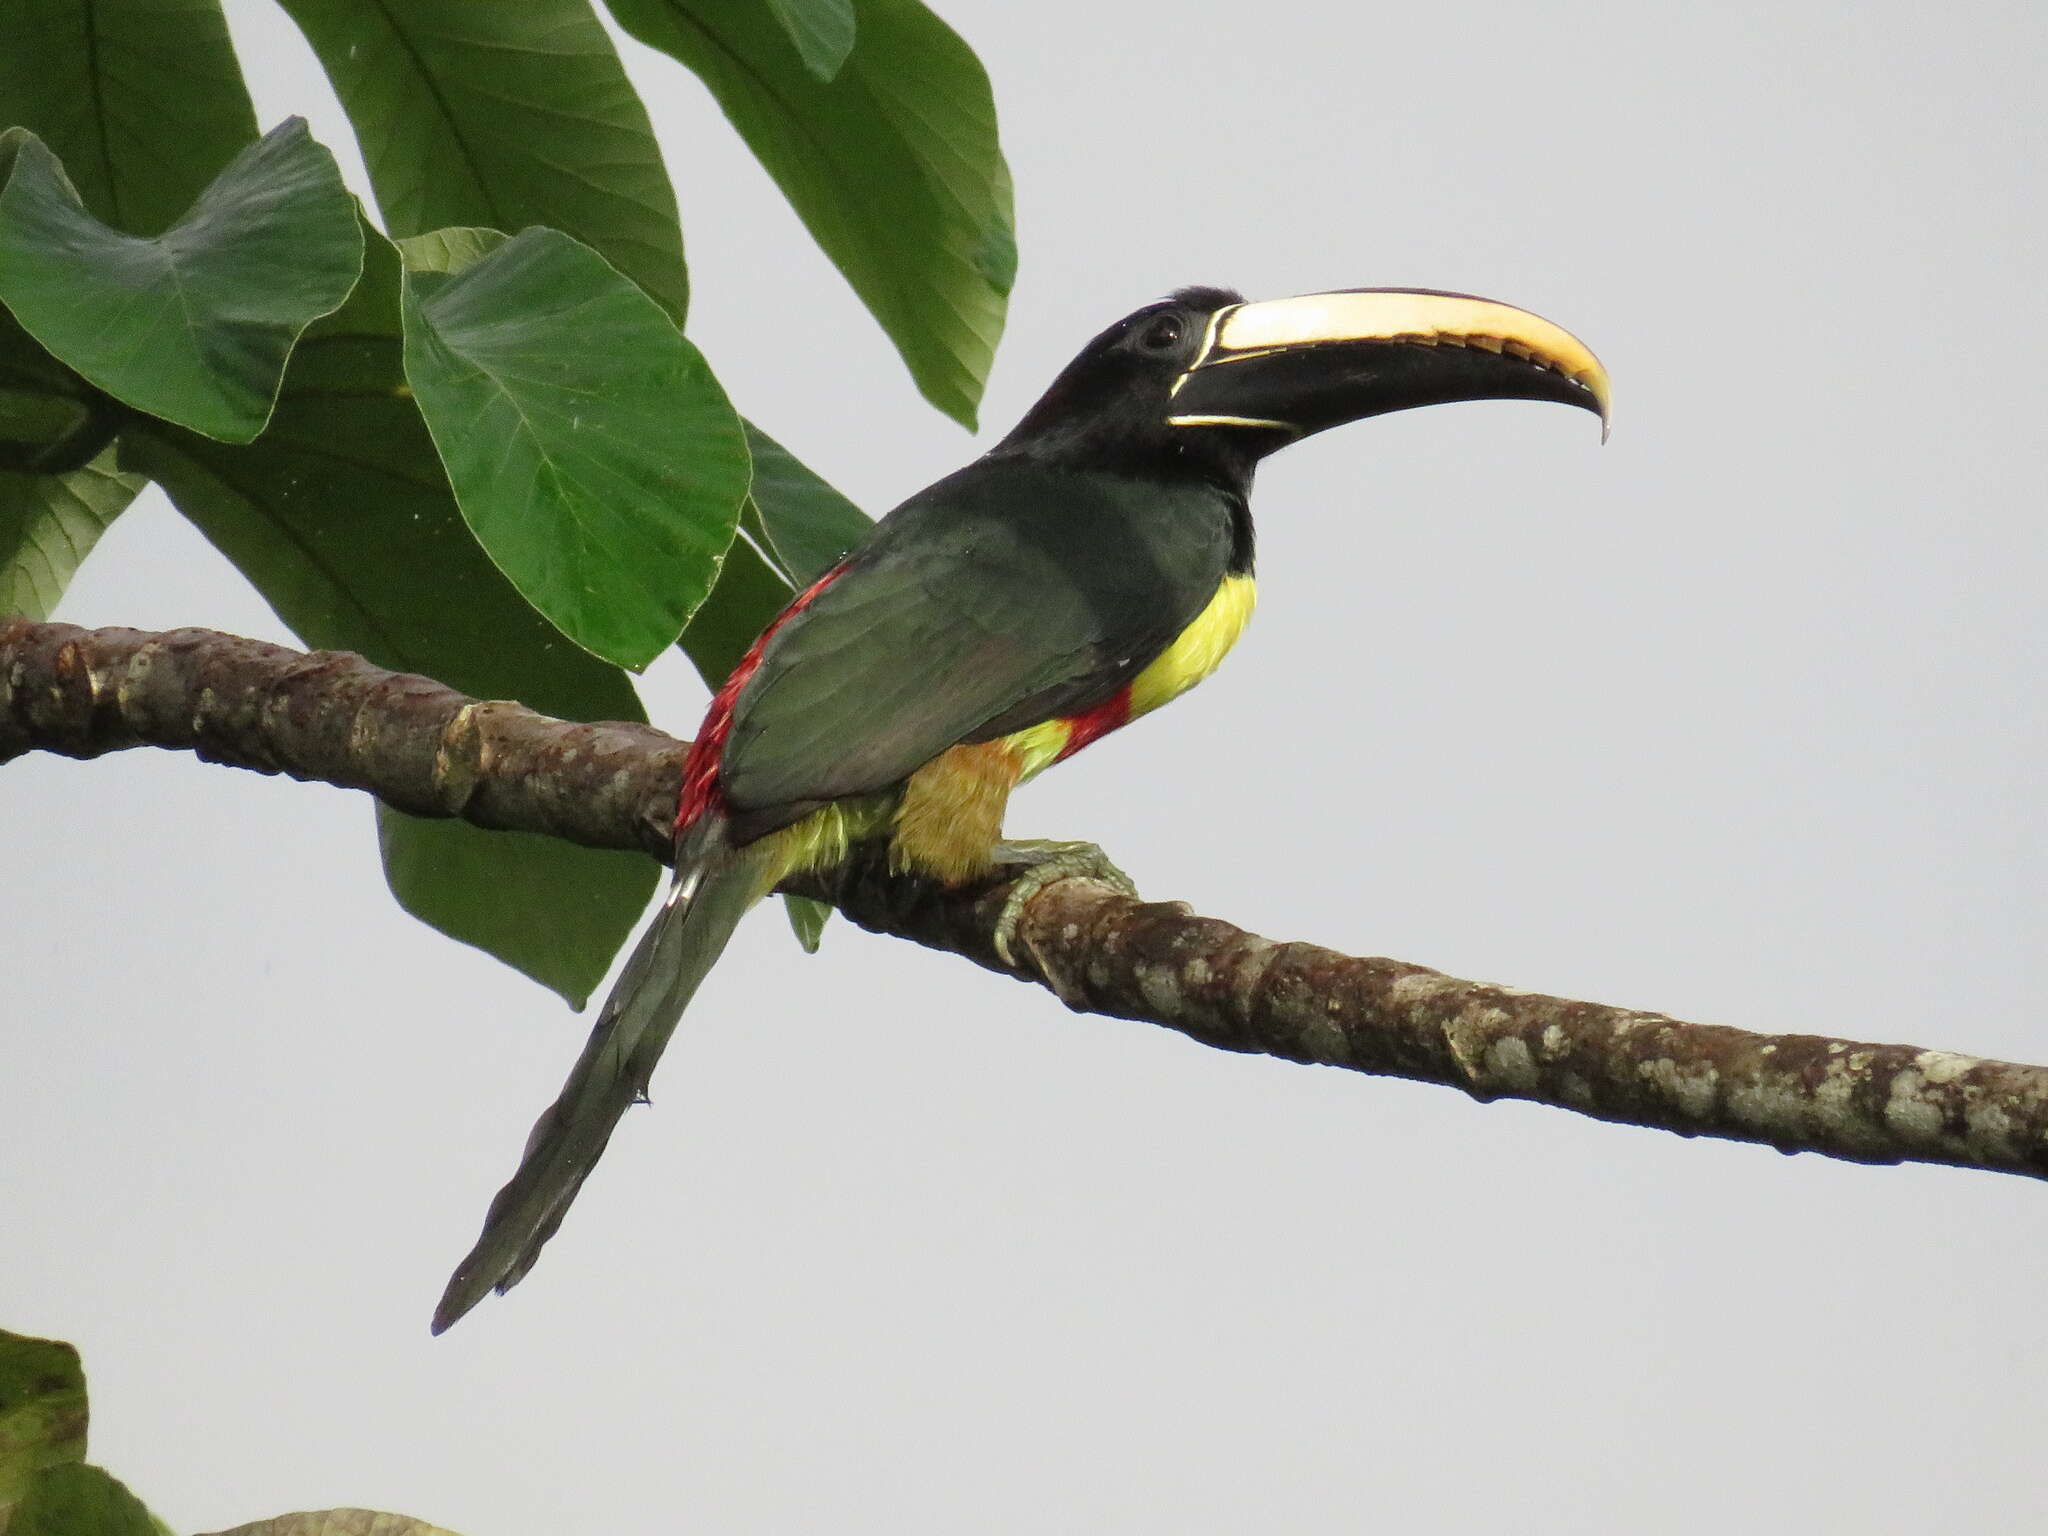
[990,839,1138,969]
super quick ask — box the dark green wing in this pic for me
[720,457,1234,823]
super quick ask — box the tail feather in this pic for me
[433,821,768,1333]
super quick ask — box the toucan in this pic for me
[432,285,1610,1331]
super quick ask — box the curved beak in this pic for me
[1168,288,1610,443]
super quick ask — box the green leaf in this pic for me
[742,420,870,585]
[378,809,656,1007]
[605,0,1013,427]
[0,1331,86,1503]
[277,0,691,324]
[0,391,87,460]
[0,270,119,477]
[120,223,635,720]
[400,227,748,671]
[11,1464,170,1536]
[0,450,145,619]
[0,0,258,236]
[199,1508,464,1536]
[676,521,791,688]
[0,121,363,442]
[767,0,857,79]
[394,226,507,277]
[782,893,832,952]
[122,223,653,1002]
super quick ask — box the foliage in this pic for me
[0,0,1012,1002]
[0,1328,449,1535]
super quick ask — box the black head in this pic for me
[992,284,1610,493]
[991,287,1262,488]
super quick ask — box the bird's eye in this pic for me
[1138,314,1184,352]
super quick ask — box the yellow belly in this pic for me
[1003,571,1257,780]
[770,574,1257,888]
[1128,570,1258,720]
[885,573,1257,881]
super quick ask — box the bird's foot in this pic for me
[989,839,1138,970]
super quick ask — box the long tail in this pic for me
[432,817,769,1333]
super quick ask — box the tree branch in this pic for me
[8,618,2046,1185]
[0,620,680,858]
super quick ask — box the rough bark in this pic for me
[8,618,2047,1185]
[0,621,680,858]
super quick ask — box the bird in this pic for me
[432,284,1609,1332]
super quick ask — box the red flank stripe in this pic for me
[1055,686,1132,762]
[676,563,848,833]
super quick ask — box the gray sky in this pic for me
[9,0,2046,1530]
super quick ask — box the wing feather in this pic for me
[720,459,1233,819]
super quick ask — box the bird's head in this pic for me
[994,285,1609,489]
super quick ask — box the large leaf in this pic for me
[201,1512,464,1536]
[742,419,870,585]
[0,294,124,479]
[119,223,634,719]
[400,227,747,670]
[0,451,145,619]
[122,224,654,1002]
[276,0,690,324]
[605,0,1013,427]
[768,0,857,79]
[0,1331,86,1503]
[378,810,655,1010]
[0,0,258,236]
[10,1464,169,1536]
[0,121,362,442]
[676,522,791,689]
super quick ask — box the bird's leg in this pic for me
[988,839,1139,971]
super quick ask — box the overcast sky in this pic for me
[9,0,2047,1531]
